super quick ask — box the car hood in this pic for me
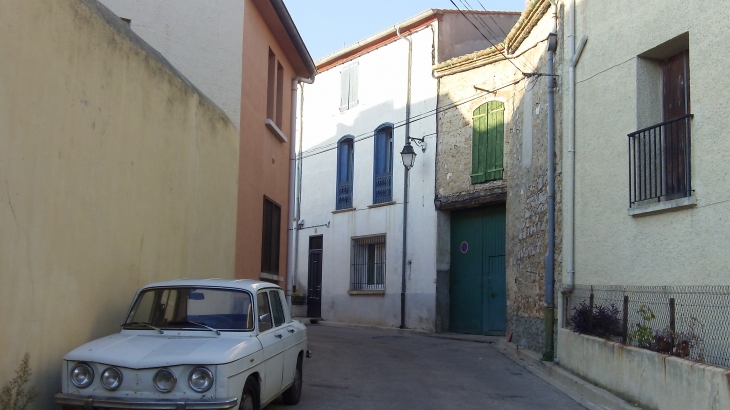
[64,332,262,369]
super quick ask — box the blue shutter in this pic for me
[373,125,393,203]
[336,137,354,209]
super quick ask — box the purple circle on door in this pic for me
[460,241,468,253]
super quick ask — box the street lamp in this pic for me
[400,142,417,170]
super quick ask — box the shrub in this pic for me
[0,353,38,410]
[569,301,622,338]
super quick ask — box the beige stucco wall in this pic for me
[0,0,239,407]
[566,0,730,286]
[558,329,730,410]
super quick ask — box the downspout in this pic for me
[543,1,558,361]
[397,25,412,329]
[287,76,314,309]
[563,0,587,297]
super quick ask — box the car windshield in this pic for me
[123,287,254,331]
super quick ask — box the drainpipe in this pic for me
[563,0,587,297]
[396,25,412,329]
[287,76,314,310]
[543,0,559,362]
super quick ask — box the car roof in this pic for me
[138,278,281,292]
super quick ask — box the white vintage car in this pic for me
[55,279,306,410]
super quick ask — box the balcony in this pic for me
[628,114,693,208]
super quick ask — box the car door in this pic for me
[270,289,299,387]
[256,291,285,403]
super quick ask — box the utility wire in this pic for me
[297,76,526,160]
[449,0,532,75]
[474,0,539,73]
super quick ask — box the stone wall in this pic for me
[434,0,561,351]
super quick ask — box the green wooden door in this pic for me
[450,205,506,335]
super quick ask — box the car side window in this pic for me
[257,292,273,332]
[270,290,285,327]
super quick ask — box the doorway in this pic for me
[449,205,506,335]
[306,235,323,318]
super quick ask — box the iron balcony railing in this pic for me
[373,172,392,204]
[628,114,693,207]
[337,181,353,210]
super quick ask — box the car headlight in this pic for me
[153,369,177,393]
[70,363,94,389]
[188,367,214,393]
[101,367,123,390]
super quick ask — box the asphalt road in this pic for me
[267,323,585,410]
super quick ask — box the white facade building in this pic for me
[100,0,244,128]
[292,10,519,331]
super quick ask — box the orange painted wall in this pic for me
[235,0,296,283]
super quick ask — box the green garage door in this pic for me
[449,205,506,335]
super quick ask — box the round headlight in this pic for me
[188,367,214,393]
[101,367,123,390]
[70,363,94,389]
[153,369,177,393]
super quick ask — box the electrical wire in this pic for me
[474,0,539,73]
[297,76,526,160]
[449,0,532,75]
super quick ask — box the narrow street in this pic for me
[268,323,585,410]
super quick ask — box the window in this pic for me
[373,124,393,204]
[266,48,286,139]
[339,63,359,111]
[269,290,286,327]
[471,101,505,184]
[351,236,386,290]
[261,197,281,274]
[257,292,273,332]
[336,136,354,210]
[630,37,691,208]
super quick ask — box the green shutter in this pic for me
[471,101,504,184]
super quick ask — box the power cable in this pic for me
[449,0,532,75]
[297,76,526,160]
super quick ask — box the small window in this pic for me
[471,101,505,184]
[269,290,285,327]
[336,136,354,210]
[257,292,273,332]
[261,198,281,274]
[373,124,393,204]
[340,63,359,111]
[267,49,285,129]
[351,236,386,290]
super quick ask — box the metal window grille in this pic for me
[628,114,693,207]
[351,236,386,290]
[564,284,730,369]
[374,173,392,204]
[337,181,353,210]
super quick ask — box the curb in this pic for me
[495,340,642,410]
[293,317,431,336]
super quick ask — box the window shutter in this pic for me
[471,104,487,184]
[484,101,505,181]
[340,66,350,111]
[349,63,359,108]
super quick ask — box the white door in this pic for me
[256,291,285,403]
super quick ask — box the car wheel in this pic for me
[282,355,302,405]
[240,376,259,410]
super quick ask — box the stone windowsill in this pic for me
[332,207,355,214]
[265,119,288,143]
[628,195,696,217]
[260,272,284,282]
[348,289,385,296]
[367,201,395,209]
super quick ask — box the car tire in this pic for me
[240,376,259,410]
[282,355,303,405]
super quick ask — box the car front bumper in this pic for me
[54,393,238,409]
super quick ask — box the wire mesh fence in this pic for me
[564,284,730,369]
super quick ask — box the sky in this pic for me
[283,0,529,61]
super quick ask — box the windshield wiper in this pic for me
[123,321,164,334]
[167,320,221,335]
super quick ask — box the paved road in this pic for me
[267,323,584,410]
